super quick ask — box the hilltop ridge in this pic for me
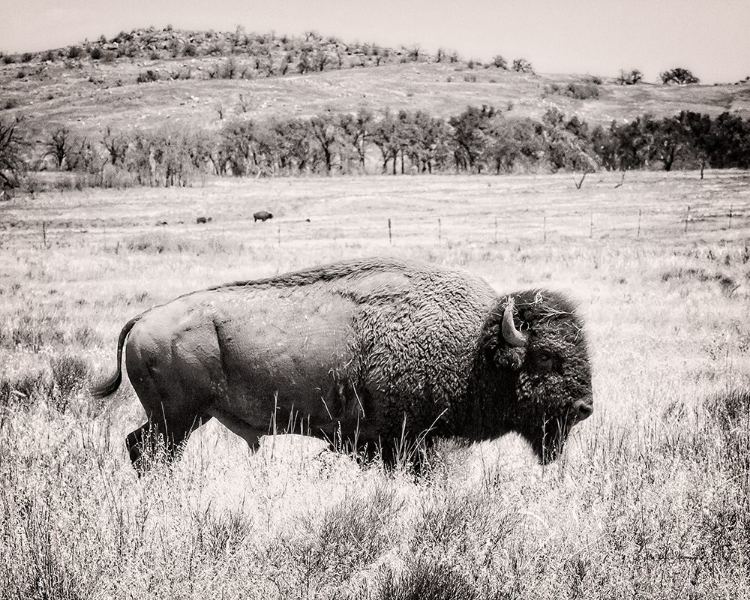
[3,27,749,137]
[2,26,446,78]
[1,26,749,177]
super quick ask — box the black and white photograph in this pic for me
[1,0,749,597]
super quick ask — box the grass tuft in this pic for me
[0,369,52,409]
[374,557,479,600]
[50,354,90,412]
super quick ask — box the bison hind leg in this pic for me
[126,416,210,475]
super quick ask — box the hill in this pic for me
[2,26,749,146]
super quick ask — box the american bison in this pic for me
[253,211,273,222]
[92,258,592,471]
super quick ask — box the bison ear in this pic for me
[483,297,529,371]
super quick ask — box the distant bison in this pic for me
[196,216,212,224]
[253,211,273,222]
[92,258,593,471]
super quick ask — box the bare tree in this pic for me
[102,126,128,165]
[371,110,401,174]
[339,109,374,172]
[46,127,73,169]
[65,136,101,173]
[0,116,26,189]
[308,114,339,174]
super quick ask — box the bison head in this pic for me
[480,290,593,464]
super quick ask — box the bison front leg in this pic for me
[206,406,265,452]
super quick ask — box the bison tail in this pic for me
[90,371,122,399]
[90,315,142,399]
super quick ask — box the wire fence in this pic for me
[5,205,747,253]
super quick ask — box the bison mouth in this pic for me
[523,410,580,464]
[516,397,593,464]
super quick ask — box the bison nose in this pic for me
[573,399,593,422]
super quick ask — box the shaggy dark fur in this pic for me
[468,290,592,462]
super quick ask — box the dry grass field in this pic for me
[1,170,750,598]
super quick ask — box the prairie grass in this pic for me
[0,171,749,598]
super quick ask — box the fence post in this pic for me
[388,218,392,244]
[42,222,47,249]
[729,205,733,229]
[494,216,498,245]
[543,216,547,244]
[637,209,642,239]
[438,218,441,245]
[684,206,690,234]
[590,212,593,239]
[278,224,281,245]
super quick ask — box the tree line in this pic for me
[1,106,749,190]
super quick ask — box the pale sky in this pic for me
[2,0,748,84]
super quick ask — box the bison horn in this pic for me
[502,297,528,347]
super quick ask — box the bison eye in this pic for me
[538,352,554,367]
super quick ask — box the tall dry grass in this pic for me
[0,171,749,598]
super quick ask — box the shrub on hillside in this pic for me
[492,55,507,69]
[67,46,82,59]
[117,42,138,58]
[617,69,643,85]
[567,82,600,99]
[660,67,699,85]
[136,69,159,83]
[512,58,534,73]
[546,82,600,100]
[21,52,33,63]
[90,47,103,60]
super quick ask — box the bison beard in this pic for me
[91,257,593,472]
